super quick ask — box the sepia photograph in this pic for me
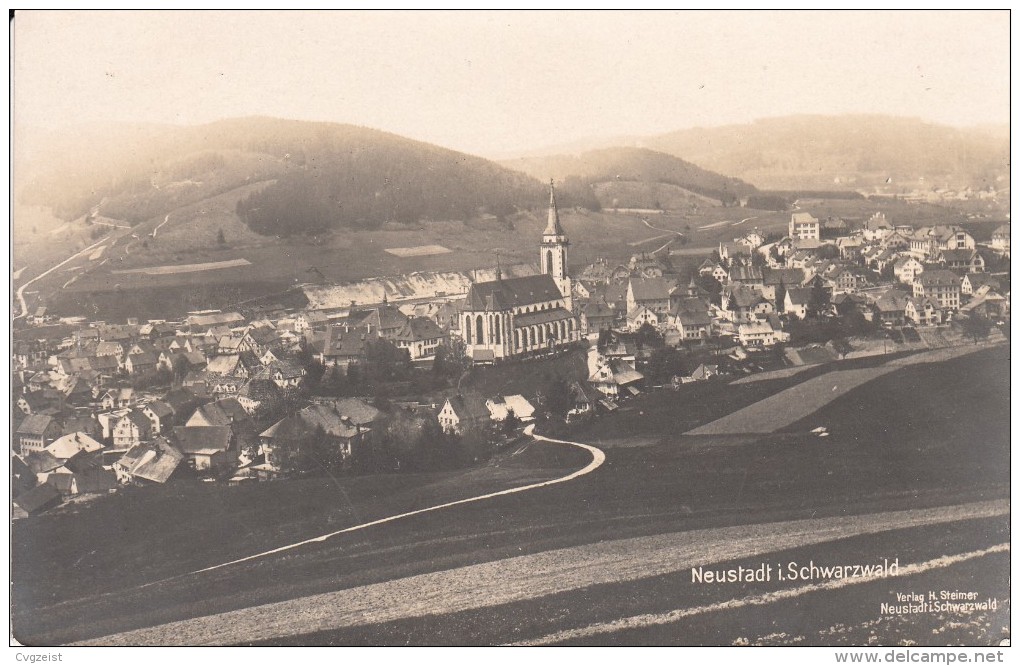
[8,9,1011,657]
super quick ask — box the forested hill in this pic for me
[501,147,759,205]
[17,117,598,233]
[645,115,1010,191]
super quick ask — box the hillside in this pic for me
[501,147,757,207]
[17,117,596,233]
[644,115,1010,191]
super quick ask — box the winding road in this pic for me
[13,235,110,319]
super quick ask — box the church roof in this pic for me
[464,273,563,311]
[544,180,565,236]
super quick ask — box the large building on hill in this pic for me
[459,182,580,362]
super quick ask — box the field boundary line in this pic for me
[141,426,604,585]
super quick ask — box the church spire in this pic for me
[544,178,564,236]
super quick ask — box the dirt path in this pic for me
[75,499,1007,645]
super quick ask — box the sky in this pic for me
[12,10,1011,158]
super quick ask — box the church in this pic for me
[460,182,581,362]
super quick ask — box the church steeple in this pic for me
[544,179,565,236]
[540,178,571,306]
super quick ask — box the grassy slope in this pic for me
[11,441,591,615]
[11,348,1007,644]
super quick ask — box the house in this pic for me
[316,325,375,370]
[294,311,330,333]
[960,286,1009,319]
[831,267,868,294]
[485,394,536,423]
[112,410,153,449]
[17,415,62,457]
[728,266,764,288]
[784,287,813,319]
[186,397,250,428]
[937,249,985,273]
[991,224,1010,256]
[567,381,603,421]
[123,352,157,376]
[437,393,491,435]
[13,483,62,516]
[789,212,820,240]
[94,341,125,358]
[237,379,283,416]
[861,212,892,241]
[260,403,374,471]
[173,425,238,473]
[258,359,306,388]
[718,241,751,263]
[904,297,942,327]
[893,256,925,285]
[873,289,911,327]
[689,363,721,381]
[114,438,185,485]
[392,316,447,362]
[353,302,410,340]
[738,321,776,348]
[626,277,671,315]
[908,225,976,261]
[588,357,644,398]
[672,309,712,341]
[720,284,773,323]
[961,273,1001,296]
[44,432,104,461]
[100,387,135,410]
[710,264,729,283]
[580,299,616,335]
[913,270,961,312]
[626,306,661,331]
[760,268,805,303]
[141,400,175,434]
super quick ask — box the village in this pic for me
[10,186,1011,518]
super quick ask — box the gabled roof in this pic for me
[174,425,232,454]
[393,316,445,342]
[127,352,157,366]
[763,268,805,286]
[355,304,409,331]
[515,307,575,328]
[992,224,1010,237]
[918,270,961,288]
[24,450,63,475]
[17,414,55,436]
[442,393,491,422]
[14,483,62,514]
[674,310,712,326]
[205,354,241,375]
[729,266,763,282]
[188,398,249,427]
[320,326,375,359]
[261,403,365,440]
[464,274,563,311]
[143,400,174,419]
[331,397,382,426]
[939,248,979,262]
[893,256,921,269]
[785,288,814,306]
[45,432,104,459]
[723,284,764,309]
[875,289,911,312]
[117,410,152,431]
[119,438,184,483]
[629,277,670,301]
